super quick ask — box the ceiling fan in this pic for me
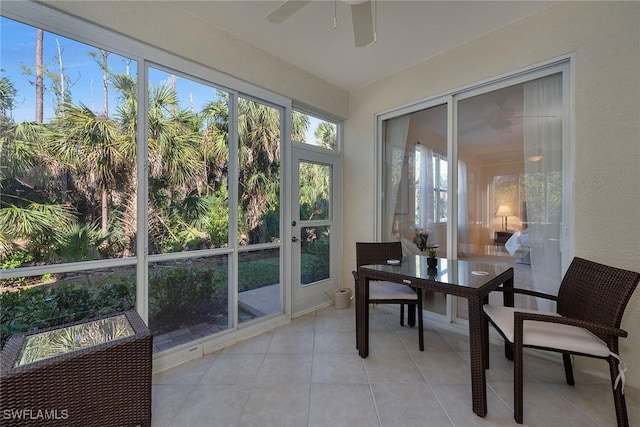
[486,101,517,130]
[463,99,533,135]
[461,98,559,136]
[267,0,376,47]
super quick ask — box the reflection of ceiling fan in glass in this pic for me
[462,99,555,135]
[267,0,376,47]
[486,101,519,132]
[460,101,519,135]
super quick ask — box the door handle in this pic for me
[291,236,299,242]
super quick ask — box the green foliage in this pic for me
[0,74,17,125]
[301,231,330,283]
[0,278,135,348]
[52,222,109,263]
[314,121,337,149]
[236,257,280,292]
[0,198,78,262]
[1,250,35,270]
[206,192,230,248]
[148,267,223,333]
[426,248,438,258]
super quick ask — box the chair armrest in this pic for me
[513,311,628,339]
[492,287,558,302]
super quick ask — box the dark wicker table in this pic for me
[357,256,514,417]
[0,310,152,427]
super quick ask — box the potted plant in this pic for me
[426,248,438,268]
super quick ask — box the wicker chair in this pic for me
[483,257,640,426]
[353,241,424,351]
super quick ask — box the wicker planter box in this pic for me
[0,310,152,427]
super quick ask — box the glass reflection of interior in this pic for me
[383,74,563,321]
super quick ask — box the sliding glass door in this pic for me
[456,72,565,319]
[379,61,571,324]
[381,103,449,317]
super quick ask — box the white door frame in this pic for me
[290,144,342,315]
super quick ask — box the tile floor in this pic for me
[152,305,640,427]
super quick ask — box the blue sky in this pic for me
[1,16,324,144]
[1,16,222,124]
[2,16,138,122]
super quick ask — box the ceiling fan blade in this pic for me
[267,0,311,24]
[351,1,374,47]
[460,121,488,136]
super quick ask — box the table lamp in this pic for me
[496,205,512,231]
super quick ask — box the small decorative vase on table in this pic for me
[426,248,438,268]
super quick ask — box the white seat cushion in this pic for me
[483,305,610,357]
[369,281,418,300]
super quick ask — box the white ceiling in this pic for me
[168,0,555,92]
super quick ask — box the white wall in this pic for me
[343,1,640,386]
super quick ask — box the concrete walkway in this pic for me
[238,283,280,316]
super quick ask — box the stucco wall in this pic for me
[343,1,640,386]
[40,0,349,120]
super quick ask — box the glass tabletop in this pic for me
[361,255,511,289]
[15,314,135,367]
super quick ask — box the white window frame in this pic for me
[1,1,341,370]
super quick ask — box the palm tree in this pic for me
[201,97,310,244]
[314,121,336,149]
[0,123,77,261]
[236,98,281,242]
[146,83,210,252]
[0,75,17,127]
[200,95,229,192]
[46,103,126,235]
[147,84,203,187]
[292,111,309,143]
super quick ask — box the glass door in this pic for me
[381,103,449,318]
[379,61,571,326]
[456,72,565,318]
[291,146,341,314]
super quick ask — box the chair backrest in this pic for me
[557,257,640,332]
[356,241,403,269]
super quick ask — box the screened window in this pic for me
[292,110,337,150]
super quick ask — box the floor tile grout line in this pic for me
[152,305,640,426]
[406,320,457,427]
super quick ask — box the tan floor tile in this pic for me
[412,350,472,384]
[150,305,640,427]
[311,352,368,384]
[371,382,453,426]
[151,384,194,427]
[168,384,250,427]
[308,383,379,427]
[153,351,218,385]
[199,352,264,384]
[240,383,310,427]
[256,352,312,384]
[363,352,423,383]
[268,331,315,353]
[313,331,358,353]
